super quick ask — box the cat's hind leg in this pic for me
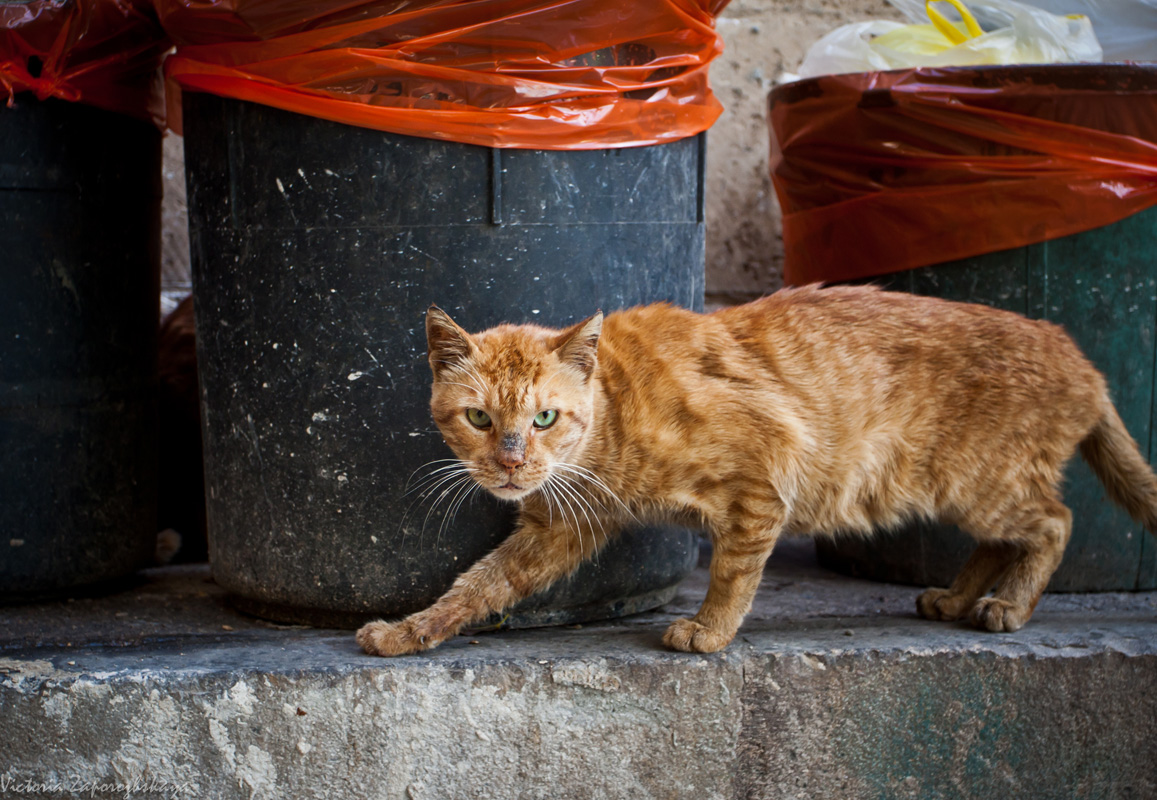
[663,521,782,654]
[968,497,1072,633]
[916,541,1018,622]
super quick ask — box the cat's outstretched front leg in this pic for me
[358,508,597,656]
[664,517,783,654]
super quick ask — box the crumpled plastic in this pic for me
[796,0,1102,80]
[155,0,730,149]
[1019,0,1157,63]
[0,0,169,125]
[769,65,1157,286]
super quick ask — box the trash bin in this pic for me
[1,96,161,599]
[183,93,706,627]
[165,0,728,627]
[769,64,1157,591]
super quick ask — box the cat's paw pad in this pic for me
[662,618,733,653]
[357,619,429,657]
[916,588,968,621]
[969,597,1028,633]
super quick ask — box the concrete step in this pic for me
[2,540,1155,799]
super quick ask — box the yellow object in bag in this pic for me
[925,0,985,43]
[795,0,1103,80]
[872,0,985,55]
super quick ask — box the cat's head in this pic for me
[426,306,603,502]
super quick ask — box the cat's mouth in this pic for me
[489,480,536,501]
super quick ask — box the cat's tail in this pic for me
[1080,403,1157,534]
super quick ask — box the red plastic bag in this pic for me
[770,66,1157,286]
[157,0,728,149]
[1,0,169,125]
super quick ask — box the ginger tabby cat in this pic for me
[357,284,1157,656]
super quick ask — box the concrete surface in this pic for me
[2,539,1155,799]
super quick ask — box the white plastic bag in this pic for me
[796,0,1103,80]
[1011,0,1157,62]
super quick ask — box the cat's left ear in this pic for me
[427,305,477,378]
[554,311,603,379]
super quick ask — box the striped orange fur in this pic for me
[357,284,1157,656]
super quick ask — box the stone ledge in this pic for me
[2,540,1155,799]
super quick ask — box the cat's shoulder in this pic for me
[604,301,701,331]
[600,286,884,340]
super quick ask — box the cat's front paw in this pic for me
[969,597,1029,633]
[357,619,432,657]
[916,588,970,621]
[662,618,733,653]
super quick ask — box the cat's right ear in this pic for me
[554,311,603,380]
[426,305,476,378]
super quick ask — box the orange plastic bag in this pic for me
[157,0,728,149]
[770,66,1157,286]
[1,0,169,125]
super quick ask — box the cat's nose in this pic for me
[497,433,526,470]
[497,450,526,470]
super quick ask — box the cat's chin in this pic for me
[487,483,538,502]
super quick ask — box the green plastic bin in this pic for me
[817,206,1157,591]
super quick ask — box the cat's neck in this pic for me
[577,370,613,466]
[557,369,637,508]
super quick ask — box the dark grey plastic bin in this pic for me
[1,96,161,600]
[183,93,704,628]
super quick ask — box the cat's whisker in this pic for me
[544,477,585,559]
[547,481,585,565]
[400,456,467,495]
[552,462,638,524]
[548,472,604,565]
[406,471,472,502]
[464,366,492,398]
[537,481,555,529]
[554,473,606,536]
[401,477,466,537]
[432,359,491,402]
[440,361,491,400]
[449,473,482,520]
[536,481,558,556]
[439,477,480,549]
[540,484,569,565]
[397,477,460,551]
[404,457,463,484]
[421,473,477,544]
[399,464,475,539]
[397,463,470,534]
[576,470,633,520]
[553,461,620,497]
[405,466,475,506]
[421,471,474,512]
[436,479,469,538]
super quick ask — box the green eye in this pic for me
[533,409,559,429]
[466,408,491,429]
